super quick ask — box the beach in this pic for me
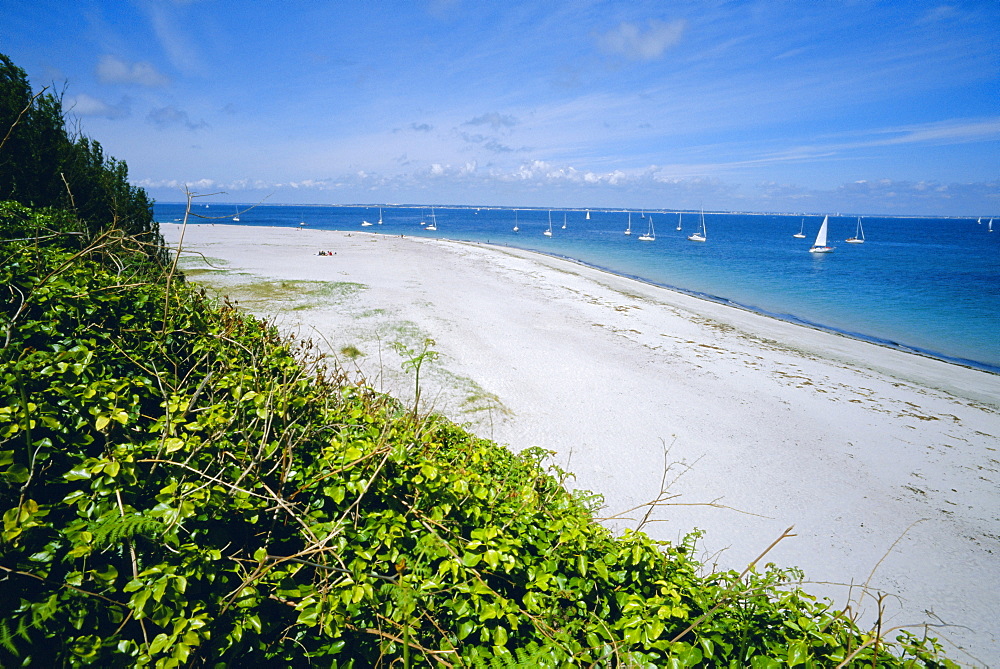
[162,223,1000,666]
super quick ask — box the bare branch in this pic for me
[0,86,47,155]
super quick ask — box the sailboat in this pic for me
[989,219,994,232]
[845,216,865,243]
[543,211,553,237]
[512,209,519,232]
[232,206,240,222]
[562,213,567,230]
[425,207,437,231]
[585,209,590,220]
[638,215,655,241]
[377,208,383,225]
[687,209,706,242]
[676,212,682,231]
[793,218,806,238]
[625,212,632,235]
[808,215,834,253]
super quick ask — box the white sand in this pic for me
[163,223,1000,666]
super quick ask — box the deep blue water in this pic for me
[154,203,1000,373]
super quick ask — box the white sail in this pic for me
[809,215,834,252]
[846,216,864,243]
[814,216,829,247]
[687,209,706,242]
[625,212,631,235]
[638,215,655,241]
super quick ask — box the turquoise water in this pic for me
[155,203,1000,373]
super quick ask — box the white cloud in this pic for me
[145,1,202,73]
[916,5,959,25]
[67,93,130,119]
[878,118,1000,146]
[596,19,686,61]
[136,177,217,192]
[96,55,169,86]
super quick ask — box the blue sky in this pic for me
[3,0,998,215]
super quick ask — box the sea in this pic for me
[154,203,1000,374]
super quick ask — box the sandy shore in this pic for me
[163,223,999,666]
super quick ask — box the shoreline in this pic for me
[449,236,1000,378]
[162,223,1000,665]
[164,220,1000,376]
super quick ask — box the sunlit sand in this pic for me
[163,223,1000,665]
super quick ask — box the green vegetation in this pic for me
[0,51,959,667]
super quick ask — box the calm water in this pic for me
[154,203,1000,373]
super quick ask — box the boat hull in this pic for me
[809,246,834,253]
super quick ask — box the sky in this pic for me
[2,0,999,216]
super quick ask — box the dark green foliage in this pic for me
[0,53,163,262]
[0,205,960,667]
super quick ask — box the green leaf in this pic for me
[164,437,185,454]
[149,632,172,655]
[2,463,29,484]
[787,640,809,666]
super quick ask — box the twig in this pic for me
[0,87,47,155]
[670,525,798,644]
[739,525,796,579]
[60,172,76,211]
[136,458,272,500]
[0,564,127,608]
[264,554,397,583]
[863,518,926,594]
[0,231,84,243]
[360,626,456,666]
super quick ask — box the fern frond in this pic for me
[0,619,20,656]
[90,512,164,549]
